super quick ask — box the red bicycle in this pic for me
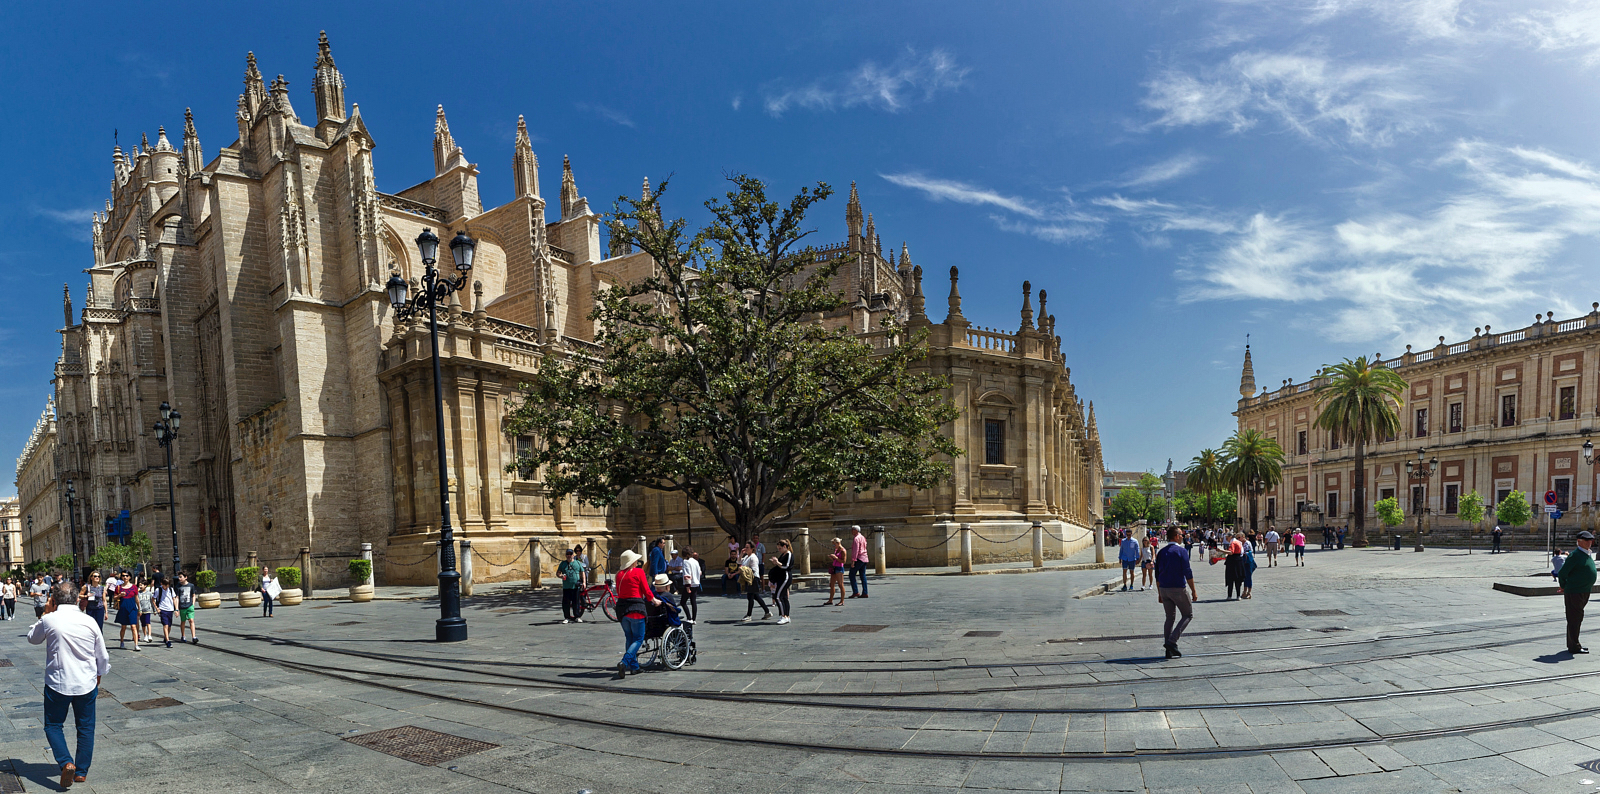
[580,579,617,622]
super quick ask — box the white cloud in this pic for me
[1094,195,1238,234]
[1118,153,1208,188]
[764,48,968,116]
[880,173,1044,218]
[1142,71,1252,131]
[731,94,743,111]
[576,103,636,128]
[1516,1,1600,64]
[989,215,1103,244]
[33,207,97,242]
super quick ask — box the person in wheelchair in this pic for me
[643,574,697,670]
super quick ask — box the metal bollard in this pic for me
[798,527,812,576]
[298,547,312,598]
[873,526,887,576]
[1032,521,1044,568]
[664,534,675,557]
[960,524,973,573]
[360,542,374,587]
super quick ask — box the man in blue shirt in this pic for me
[1118,531,1141,591]
[648,539,668,578]
[1154,527,1198,659]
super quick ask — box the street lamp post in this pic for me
[386,228,475,643]
[64,480,79,576]
[154,402,182,577]
[1404,448,1437,553]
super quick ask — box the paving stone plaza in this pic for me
[4,544,1600,793]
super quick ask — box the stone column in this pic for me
[960,524,973,573]
[529,538,543,589]
[460,539,474,596]
[199,555,208,575]
[585,537,598,580]
[360,543,374,587]
[873,526,887,575]
[246,550,258,572]
[1032,521,1044,568]
[298,547,312,597]
[636,535,648,558]
[1094,524,1106,564]
[797,527,812,576]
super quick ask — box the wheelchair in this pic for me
[640,602,697,670]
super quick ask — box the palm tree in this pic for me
[1186,449,1224,531]
[1221,429,1285,533]
[1313,356,1406,548]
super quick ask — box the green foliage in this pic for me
[1222,429,1286,531]
[504,175,961,545]
[24,559,46,575]
[194,569,217,591]
[1107,487,1168,525]
[87,532,155,576]
[1185,449,1226,524]
[234,567,259,590]
[1313,356,1408,545]
[275,567,302,588]
[1375,497,1405,528]
[1495,489,1533,528]
[49,554,75,574]
[1175,488,1236,522]
[347,559,372,582]
[1457,490,1486,527]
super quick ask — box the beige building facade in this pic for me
[35,36,1103,586]
[1235,306,1600,540]
[14,398,62,566]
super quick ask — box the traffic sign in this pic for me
[1553,510,1565,520]
[1546,505,1561,513]
[1546,490,1559,506]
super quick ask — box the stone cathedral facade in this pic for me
[29,35,1103,585]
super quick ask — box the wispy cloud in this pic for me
[880,173,1043,218]
[576,102,636,128]
[731,94,743,111]
[881,172,1106,244]
[1118,153,1208,188]
[764,48,968,116]
[1516,1,1600,64]
[33,207,97,242]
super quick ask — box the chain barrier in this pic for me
[884,530,960,551]
[1043,527,1093,544]
[967,529,1029,544]
[385,555,438,568]
[470,544,532,567]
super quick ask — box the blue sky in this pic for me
[5,0,1600,494]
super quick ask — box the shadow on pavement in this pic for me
[1533,651,1573,663]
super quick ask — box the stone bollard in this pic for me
[665,534,675,557]
[1094,526,1106,564]
[960,524,973,573]
[360,542,374,586]
[586,537,600,580]
[460,539,474,597]
[1033,521,1044,568]
[529,538,543,589]
[636,535,648,558]
[798,527,812,576]
[873,526,887,576]
[298,547,312,598]
[199,555,208,575]
[246,550,259,573]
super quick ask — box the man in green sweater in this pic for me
[1557,530,1597,655]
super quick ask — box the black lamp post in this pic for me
[1404,448,1437,553]
[154,402,182,577]
[64,479,79,575]
[386,228,474,643]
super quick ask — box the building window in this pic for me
[1297,430,1308,456]
[1325,492,1338,518]
[1445,483,1459,514]
[1330,435,1340,450]
[1414,407,1428,438]
[1560,385,1577,421]
[1501,393,1517,426]
[1496,487,1511,507]
[1380,487,1396,502]
[1556,477,1572,511]
[984,419,1005,465]
[1266,497,1276,519]
[514,436,537,480]
[1449,402,1463,433]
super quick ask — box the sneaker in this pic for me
[575,618,583,623]
[777,616,791,625]
[562,619,570,624]
[741,616,753,622]
[192,638,199,645]
[165,641,172,649]
[133,646,141,652]
[686,619,695,625]
[763,612,773,620]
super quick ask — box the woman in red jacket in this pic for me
[614,549,660,677]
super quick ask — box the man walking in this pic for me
[30,575,50,619]
[1492,524,1504,553]
[648,538,668,578]
[1558,530,1597,655]
[1264,528,1280,567]
[28,579,109,788]
[1118,531,1141,591]
[1154,527,1197,659]
[175,572,198,645]
[847,526,870,599]
[558,548,587,624]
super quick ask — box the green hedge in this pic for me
[194,570,217,591]
[234,567,259,590]
[275,566,302,587]
[347,559,372,583]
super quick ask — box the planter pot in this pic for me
[348,584,374,603]
[237,591,262,608]
[196,592,223,610]
[277,588,303,606]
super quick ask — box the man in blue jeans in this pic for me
[847,526,871,599]
[1118,530,1142,591]
[28,579,109,788]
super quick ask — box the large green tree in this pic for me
[1107,487,1167,525]
[1185,448,1225,528]
[504,175,960,545]
[1175,488,1236,523]
[1312,357,1407,547]
[1222,428,1285,533]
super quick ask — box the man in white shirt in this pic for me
[28,580,109,788]
[1264,529,1281,567]
[680,551,702,625]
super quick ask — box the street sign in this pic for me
[1553,510,1565,520]
[1546,490,1559,505]
[1546,505,1561,513]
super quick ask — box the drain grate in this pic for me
[332,621,364,626]
[1313,627,1351,633]
[344,725,499,766]
[964,631,1002,637]
[1299,609,1349,617]
[0,760,23,794]
[833,624,888,633]
[0,659,12,668]
[124,697,183,711]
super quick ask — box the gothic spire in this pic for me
[1239,341,1256,399]
[269,74,297,120]
[946,266,966,325]
[1038,289,1048,333]
[560,154,580,220]
[864,212,876,255]
[512,115,539,197]
[313,30,347,124]
[846,180,863,250]
[899,242,912,274]
[63,284,73,329]
[433,105,462,175]
[1020,281,1035,331]
[244,52,268,115]
[112,144,129,185]
[907,265,927,324]
[182,108,203,174]
[154,126,173,152]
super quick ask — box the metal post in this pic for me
[960,524,973,573]
[459,539,473,597]
[1032,521,1044,568]
[872,526,886,576]
[166,440,180,574]
[298,546,312,597]
[797,527,812,576]
[664,534,675,557]
[425,263,467,642]
[65,489,78,576]
[529,538,542,590]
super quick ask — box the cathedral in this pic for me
[23,34,1103,585]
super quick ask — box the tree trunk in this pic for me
[1352,439,1367,547]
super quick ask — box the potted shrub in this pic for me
[275,566,303,605]
[194,570,222,609]
[235,567,262,608]
[348,559,374,603]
